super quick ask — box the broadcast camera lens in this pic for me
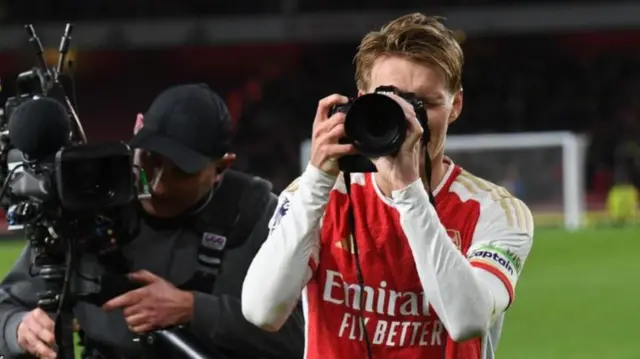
[343,93,407,158]
[64,158,114,199]
[56,142,135,211]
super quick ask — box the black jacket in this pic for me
[0,170,304,359]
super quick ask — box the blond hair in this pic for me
[354,13,464,93]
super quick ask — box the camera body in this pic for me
[5,142,135,213]
[329,85,429,173]
[0,24,138,312]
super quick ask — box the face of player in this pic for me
[361,55,463,181]
[135,150,233,218]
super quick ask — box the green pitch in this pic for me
[0,227,638,358]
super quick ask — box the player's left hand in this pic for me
[102,270,194,334]
[370,93,424,191]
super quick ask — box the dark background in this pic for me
[0,0,638,218]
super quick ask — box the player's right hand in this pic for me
[17,308,57,359]
[309,94,355,176]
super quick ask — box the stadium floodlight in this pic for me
[299,131,588,231]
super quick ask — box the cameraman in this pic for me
[0,84,304,359]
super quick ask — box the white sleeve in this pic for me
[241,164,335,331]
[467,193,534,308]
[391,179,534,342]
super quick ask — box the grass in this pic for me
[0,226,638,358]
[497,226,640,359]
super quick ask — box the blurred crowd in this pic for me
[0,18,639,209]
[228,35,640,204]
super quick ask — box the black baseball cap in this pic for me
[130,83,232,174]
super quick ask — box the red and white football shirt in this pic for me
[242,158,533,359]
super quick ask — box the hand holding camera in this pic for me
[309,94,355,176]
[17,308,57,359]
[370,92,424,191]
[323,86,428,190]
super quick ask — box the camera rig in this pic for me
[0,25,211,359]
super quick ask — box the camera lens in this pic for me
[64,159,108,198]
[344,94,407,157]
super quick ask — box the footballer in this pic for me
[242,13,534,359]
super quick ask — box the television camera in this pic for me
[0,24,211,359]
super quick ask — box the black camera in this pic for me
[0,23,138,313]
[0,24,212,359]
[329,85,429,173]
[0,23,136,215]
[56,142,135,211]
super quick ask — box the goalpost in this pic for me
[444,132,588,231]
[299,131,589,231]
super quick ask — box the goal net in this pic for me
[299,131,588,230]
[444,132,588,230]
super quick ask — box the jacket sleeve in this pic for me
[0,243,45,358]
[242,165,334,332]
[189,191,305,359]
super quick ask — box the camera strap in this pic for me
[180,170,272,294]
[424,155,436,206]
[342,172,374,359]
